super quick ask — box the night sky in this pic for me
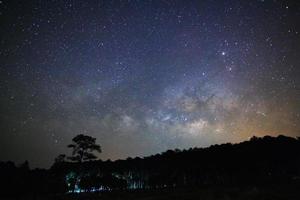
[0,0,299,168]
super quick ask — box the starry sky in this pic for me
[0,0,299,168]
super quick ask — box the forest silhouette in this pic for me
[1,135,300,199]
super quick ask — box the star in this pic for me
[0,0,298,168]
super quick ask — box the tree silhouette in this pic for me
[55,154,66,163]
[67,134,101,163]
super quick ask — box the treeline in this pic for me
[0,161,66,197]
[1,135,300,197]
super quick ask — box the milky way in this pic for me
[0,0,299,168]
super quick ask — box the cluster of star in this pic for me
[0,0,299,167]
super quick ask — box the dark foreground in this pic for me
[1,135,300,199]
[3,184,300,200]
